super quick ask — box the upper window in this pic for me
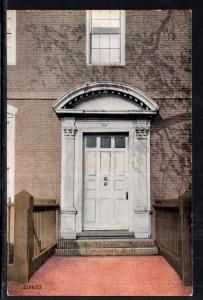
[86,10,125,65]
[7,10,16,65]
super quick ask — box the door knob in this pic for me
[104,177,108,180]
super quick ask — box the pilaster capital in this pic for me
[63,126,78,137]
[135,126,150,139]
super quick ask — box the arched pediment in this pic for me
[53,82,159,116]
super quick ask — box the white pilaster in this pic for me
[133,120,151,238]
[61,118,78,239]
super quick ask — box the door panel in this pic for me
[86,179,96,190]
[114,180,125,190]
[84,198,96,222]
[86,152,97,175]
[83,134,129,230]
[114,152,125,175]
[100,152,111,175]
[115,199,128,222]
[100,198,113,220]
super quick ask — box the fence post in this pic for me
[7,197,11,262]
[180,193,192,285]
[13,190,34,283]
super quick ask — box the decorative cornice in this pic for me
[63,126,78,137]
[135,127,150,139]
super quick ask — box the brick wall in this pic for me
[8,10,191,99]
[7,10,192,203]
[151,98,192,200]
[8,99,61,201]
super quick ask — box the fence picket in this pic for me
[7,190,58,283]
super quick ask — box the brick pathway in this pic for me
[8,255,192,296]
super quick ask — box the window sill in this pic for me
[86,63,126,67]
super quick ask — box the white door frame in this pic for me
[53,81,159,240]
[60,118,151,239]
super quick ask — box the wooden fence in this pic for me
[7,198,15,263]
[7,190,59,283]
[153,191,192,286]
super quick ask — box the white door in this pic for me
[83,134,129,230]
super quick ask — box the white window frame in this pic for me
[86,10,125,66]
[7,10,16,65]
[7,104,18,203]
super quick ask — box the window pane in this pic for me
[100,49,110,63]
[101,137,111,148]
[110,48,120,63]
[110,10,120,19]
[92,34,99,48]
[7,34,12,47]
[110,19,120,28]
[91,49,100,63]
[86,136,97,148]
[91,10,100,19]
[92,19,101,27]
[110,34,120,48]
[92,10,120,20]
[115,136,125,148]
[100,10,111,19]
[7,18,12,32]
[100,34,110,48]
[100,19,110,28]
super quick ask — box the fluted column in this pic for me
[61,124,78,239]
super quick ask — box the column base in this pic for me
[60,210,77,240]
[134,211,151,239]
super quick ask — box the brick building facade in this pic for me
[7,10,192,240]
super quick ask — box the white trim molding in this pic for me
[7,10,16,65]
[60,119,152,239]
[7,104,18,202]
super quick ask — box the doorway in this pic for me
[83,133,129,231]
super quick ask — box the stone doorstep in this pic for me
[57,239,156,249]
[55,247,159,256]
[77,230,135,238]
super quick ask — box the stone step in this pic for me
[57,239,156,249]
[55,247,159,256]
[77,230,135,239]
[56,239,159,257]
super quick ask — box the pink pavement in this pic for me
[8,255,192,296]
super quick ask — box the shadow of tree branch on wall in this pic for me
[150,112,191,201]
[22,10,191,98]
[127,10,191,98]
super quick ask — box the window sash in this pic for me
[86,10,125,65]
